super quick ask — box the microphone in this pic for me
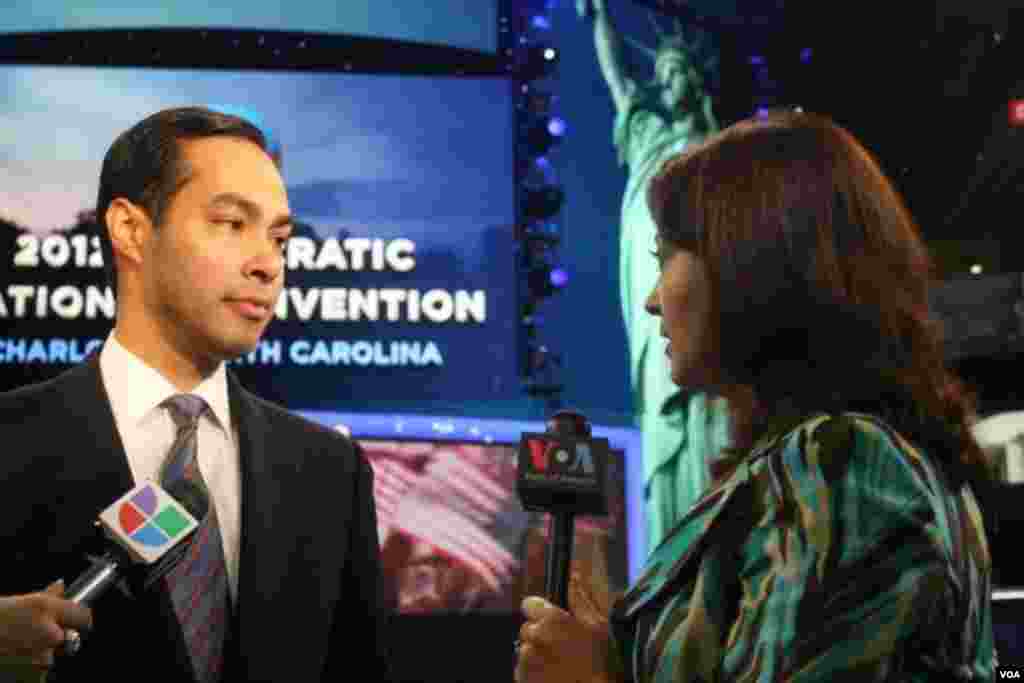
[60,480,201,655]
[516,409,610,608]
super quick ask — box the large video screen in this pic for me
[0,65,518,409]
[366,438,627,614]
[0,1,500,54]
[299,412,642,614]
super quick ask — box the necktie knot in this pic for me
[160,393,210,518]
[164,393,207,430]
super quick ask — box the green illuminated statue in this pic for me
[577,0,732,553]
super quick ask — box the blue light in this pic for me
[539,221,560,238]
[205,103,281,161]
[531,15,551,30]
[549,267,569,288]
[543,47,557,61]
[756,106,770,119]
[748,55,765,65]
[800,48,813,62]
[547,117,567,137]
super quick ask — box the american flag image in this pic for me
[359,438,626,611]
[361,440,530,597]
[361,440,435,544]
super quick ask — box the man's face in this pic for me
[141,136,291,365]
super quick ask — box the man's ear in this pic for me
[105,198,153,270]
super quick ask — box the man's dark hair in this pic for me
[95,106,270,295]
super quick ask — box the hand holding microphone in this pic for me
[0,580,93,674]
[58,480,201,657]
[515,596,620,683]
[514,409,625,683]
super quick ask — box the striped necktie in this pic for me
[160,393,231,683]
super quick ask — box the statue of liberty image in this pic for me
[577,0,732,552]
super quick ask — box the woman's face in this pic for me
[645,243,718,390]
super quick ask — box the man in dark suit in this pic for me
[0,107,391,682]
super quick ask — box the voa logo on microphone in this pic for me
[999,669,1022,679]
[561,443,595,475]
[526,438,594,476]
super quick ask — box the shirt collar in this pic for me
[99,332,232,434]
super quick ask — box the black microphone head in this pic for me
[546,409,591,438]
[517,410,608,516]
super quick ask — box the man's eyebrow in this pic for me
[208,192,292,228]
[208,192,261,217]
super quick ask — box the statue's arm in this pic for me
[579,0,634,114]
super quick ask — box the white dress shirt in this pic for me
[99,333,242,600]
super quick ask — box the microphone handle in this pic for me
[65,555,121,605]
[544,512,575,609]
[60,554,121,657]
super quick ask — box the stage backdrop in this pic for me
[0,0,500,54]
[0,65,518,409]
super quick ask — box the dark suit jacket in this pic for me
[0,353,392,682]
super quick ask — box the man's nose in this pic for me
[246,241,283,284]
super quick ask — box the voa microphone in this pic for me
[516,409,610,608]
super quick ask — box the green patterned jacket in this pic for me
[610,412,996,682]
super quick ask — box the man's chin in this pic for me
[214,336,263,363]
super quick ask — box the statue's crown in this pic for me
[655,35,692,72]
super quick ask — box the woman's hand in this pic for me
[514,596,621,683]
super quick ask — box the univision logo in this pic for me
[99,482,198,564]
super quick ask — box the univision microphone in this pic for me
[516,409,610,608]
[60,480,201,655]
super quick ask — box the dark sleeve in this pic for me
[323,443,393,682]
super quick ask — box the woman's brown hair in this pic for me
[647,110,991,502]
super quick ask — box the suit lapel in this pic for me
[227,375,346,682]
[229,373,288,679]
[59,353,197,682]
[62,353,135,507]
